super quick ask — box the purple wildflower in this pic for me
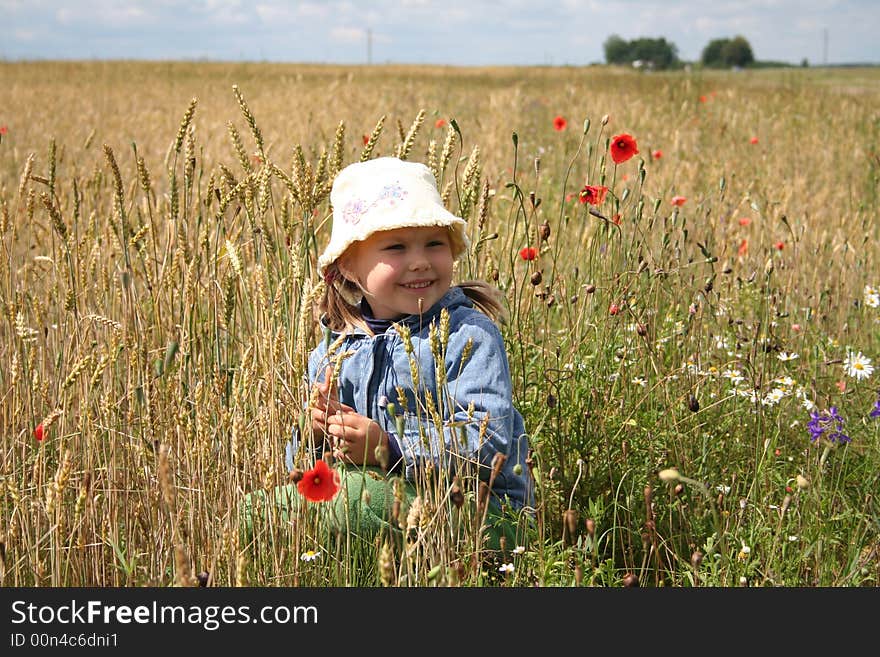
[807,406,850,444]
[870,394,880,419]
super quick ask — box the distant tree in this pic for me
[603,35,631,65]
[630,37,679,69]
[604,35,679,69]
[701,35,755,68]
[722,36,755,67]
[701,38,729,67]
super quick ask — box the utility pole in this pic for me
[367,29,372,65]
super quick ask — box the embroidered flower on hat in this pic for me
[342,183,408,225]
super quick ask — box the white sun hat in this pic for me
[318,157,468,272]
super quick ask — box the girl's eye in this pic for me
[383,244,404,250]
[427,240,445,247]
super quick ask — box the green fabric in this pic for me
[241,466,520,552]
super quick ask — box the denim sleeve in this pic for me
[390,316,516,481]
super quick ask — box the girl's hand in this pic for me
[312,365,341,412]
[314,407,390,468]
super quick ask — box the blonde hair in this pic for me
[318,227,506,334]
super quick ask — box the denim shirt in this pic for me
[286,286,534,511]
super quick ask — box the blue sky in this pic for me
[2,0,878,66]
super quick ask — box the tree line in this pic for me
[603,34,756,70]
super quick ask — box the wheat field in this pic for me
[1,61,878,587]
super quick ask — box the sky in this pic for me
[1,0,878,66]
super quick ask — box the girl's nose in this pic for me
[409,250,430,270]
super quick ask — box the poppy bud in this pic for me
[539,221,551,241]
[674,483,684,496]
[688,395,700,412]
[609,303,620,315]
[491,268,499,282]
[513,463,523,476]
[546,294,555,308]
[546,393,556,408]
[585,518,596,538]
[288,468,304,483]
[563,509,578,541]
[585,284,596,294]
[530,271,542,286]
[622,573,639,587]
[691,551,703,569]
[450,481,465,508]
[196,571,210,587]
[491,452,507,479]
[636,323,648,336]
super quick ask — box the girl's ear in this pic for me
[336,251,358,284]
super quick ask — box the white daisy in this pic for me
[632,377,647,387]
[865,293,880,308]
[777,351,799,361]
[762,388,786,405]
[722,368,744,383]
[300,550,322,562]
[716,484,731,495]
[774,375,796,388]
[512,546,526,555]
[498,563,514,574]
[843,351,874,380]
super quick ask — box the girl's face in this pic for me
[340,225,454,319]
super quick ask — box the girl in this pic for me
[246,157,533,550]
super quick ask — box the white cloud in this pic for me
[330,26,366,44]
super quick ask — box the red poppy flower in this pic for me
[749,136,759,144]
[0,125,7,136]
[785,486,793,494]
[362,134,370,146]
[297,459,340,502]
[519,246,538,261]
[609,133,639,164]
[565,193,574,203]
[699,95,707,103]
[671,195,687,206]
[578,184,608,206]
[652,149,662,160]
[835,380,846,392]
[738,217,751,226]
[612,213,621,225]
[775,241,784,250]
[553,115,567,131]
[609,302,620,316]
[435,118,447,128]
[738,239,748,256]
[34,423,44,442]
